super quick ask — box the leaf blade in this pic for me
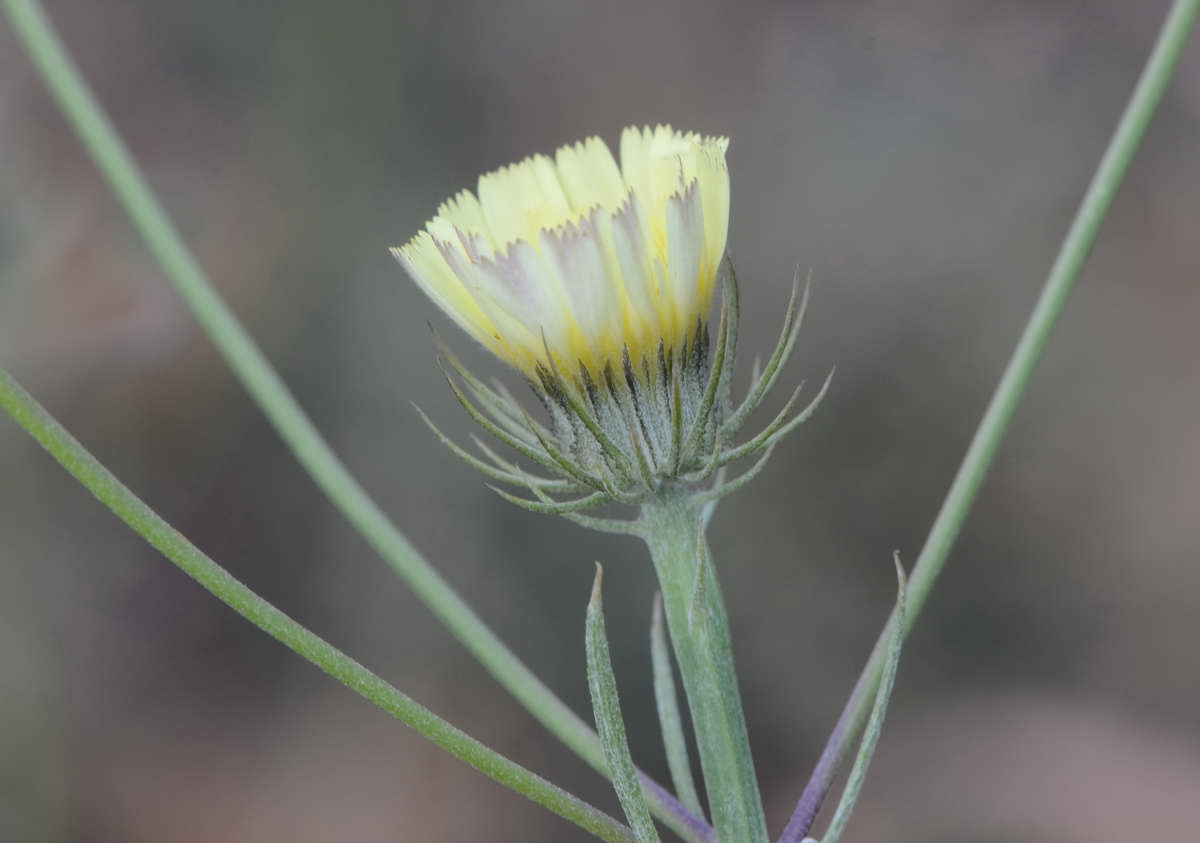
[821,555,907,843]
[586,566,663,843]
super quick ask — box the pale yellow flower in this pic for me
[394,126,730,380]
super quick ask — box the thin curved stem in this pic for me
[779,1,1200,838]
[0,370,635,843]
[651,593,704,818]
[0,2,707,838]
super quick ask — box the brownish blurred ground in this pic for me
[2,1,1199,841]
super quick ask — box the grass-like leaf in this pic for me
[586,566,663,843]
[820,555,907,843]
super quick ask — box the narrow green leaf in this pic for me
[651,593,705,818]
[586,566,663,843]
[821,555,907,843]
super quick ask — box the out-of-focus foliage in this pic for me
[2,1,1198,840]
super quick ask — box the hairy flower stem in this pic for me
[641,490,768,843]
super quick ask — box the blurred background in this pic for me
[2,0,1199,840]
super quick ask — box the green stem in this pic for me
[0,2,705,838]
[781,1,1199,837]
[651,593,705,819]
[642,491,768,843]
[0,370,635,843]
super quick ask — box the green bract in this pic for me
[423,260,832,521]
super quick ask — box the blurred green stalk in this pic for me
[0,369,637,843]
[0,1,706,838]
[781,0,1199,837]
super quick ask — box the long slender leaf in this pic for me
[820,556,907,843]
[586,566,662,843]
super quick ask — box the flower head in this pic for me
[394,126,729,382]
[398,127,828,516]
